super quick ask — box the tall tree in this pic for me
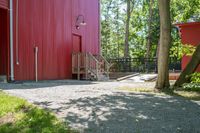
[101,0,200,59]
[146,0,154,59]
[124,0,131,57]
[155,0,171,90]
[103,0,113,56]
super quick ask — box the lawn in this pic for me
[118,86,200,101]
[0,91,75,133]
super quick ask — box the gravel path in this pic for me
[1,80,200,133]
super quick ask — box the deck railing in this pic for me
[94,54,110,77]
[72,52,109,80]
[108,57,181,73]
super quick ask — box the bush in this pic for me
[183,83,200,92]
[181,73,200,92]
[189,72,200,83]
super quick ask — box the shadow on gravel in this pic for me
[0,80,97,90]
[37,92,200,133]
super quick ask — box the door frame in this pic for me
[0,7,10,81]
[72,33,82,53]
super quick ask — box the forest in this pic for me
[100,0,200,59]
[101,0,200,89]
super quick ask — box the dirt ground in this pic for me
[1,80,200,133]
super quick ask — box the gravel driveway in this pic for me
[1,80,200,133]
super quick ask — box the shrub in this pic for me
[183,83,200,92]
[189,72,200,83]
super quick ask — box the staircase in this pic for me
[72,52,110,81]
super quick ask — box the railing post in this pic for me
[85,53,88,80]
[77,53,80,80]
[96,62,99,80]
[72,53,74,73]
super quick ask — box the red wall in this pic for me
[72,0,100,54]
[0,8,7,75]
[12,0,100,81]
[177,22,200,72]
[0,0,8,9]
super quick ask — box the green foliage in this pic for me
[182,83,200,92]
[181,73,200,92]
[171,0,200,22]
[169,39,182,59]
[189,72,200,83]
[181,44,196,56]
[170,43,196,59]
[0,92,74,133]
[101,0,200,59]
[101,0,161,58]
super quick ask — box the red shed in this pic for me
[0,0,108,82]
[176,22,200,72]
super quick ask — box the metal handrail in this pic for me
[93,54,111,77]
[72,52,110,80]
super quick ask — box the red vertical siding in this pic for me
[85,0,100,54]
[0,0,8,9]
[177,22,200,72]
[72,0,100,54]
[180,24,200,46]
[42,0,55,80]
[13,0,100,80]
[0,8,7,75]
[14,0,32,80]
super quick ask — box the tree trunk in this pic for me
[116,3,120,58]
[155,0,171,90]
[156,40,160,58]
[104,0,113,56]
[146,0,154,59]
[124,0,131,58]
[174,45,200,87]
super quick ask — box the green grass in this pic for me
[118,87,200,101]
[117,86,166,95]
[0,91,76,133]
[0,92,27,117]
[173,91,200,101]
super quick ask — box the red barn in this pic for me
[176,22,200,72]
[0,0,108,82]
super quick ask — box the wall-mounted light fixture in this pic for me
[75,15,87,30]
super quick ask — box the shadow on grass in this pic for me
[170,90,200,101]
[0,106,76,133]
[0,92,76,133]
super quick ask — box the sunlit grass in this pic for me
[117,87,166,96]
[0,91,76,133]
[118,87,200,101]
[174,91,200,101]
[0,91,27,117]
